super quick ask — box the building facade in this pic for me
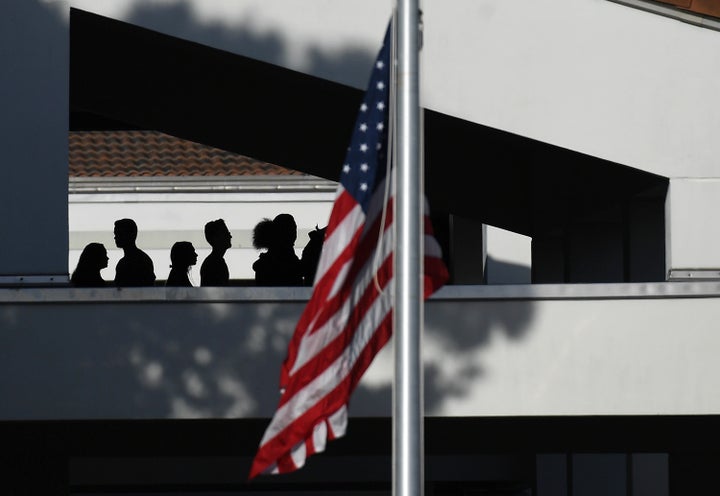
[2,1,720,494]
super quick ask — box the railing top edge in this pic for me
[2,282,720,304]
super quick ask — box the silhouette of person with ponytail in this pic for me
[252,213,303,286]
[71,242,109,287]
[166,241,198,287]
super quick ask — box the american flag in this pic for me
[249,24,448,479]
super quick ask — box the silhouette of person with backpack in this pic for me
[166,241,198,287]
[113,218,156,287]
[252,213,303,286]
[71,242,109,287]
[201,219,232,286]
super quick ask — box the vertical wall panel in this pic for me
[572,454,627,496]
[0,0,69,278]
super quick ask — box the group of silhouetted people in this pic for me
[70,215,326,288]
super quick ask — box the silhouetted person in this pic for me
[71,242,109,287]
[201,219,232,286]
[166,241,198,287]
[252,213,303,286]
[300,225,327,286]
[113,218,156,287]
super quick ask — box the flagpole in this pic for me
[393,1,423,496]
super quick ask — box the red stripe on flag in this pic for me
[424,256,449,297]
[323,189,358,241]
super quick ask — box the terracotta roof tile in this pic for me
[69,130,303,178]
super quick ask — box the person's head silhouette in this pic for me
[167,241,198,287]
[71,242,109,287]
[80,242,109,269]
[204,219,232,252]
[200,220,231,286]
[273,213,297,248]
[253,214,298,251]
[113,218,156,286]
[252,218,274,250]
[114,218,138,249]
[252,213,303,286]
[170,241,198,270]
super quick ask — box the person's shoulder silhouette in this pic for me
[166,241,198,287]
[200,219,231,286]
[71,242,109,287]
[252,213,303,286]
[113,218,156,287]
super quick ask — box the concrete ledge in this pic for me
[3,281,720,303]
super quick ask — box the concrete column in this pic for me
[448,215,485,284]
[627,195,666,282]
[532,233,566,283]
[1,0,69,281]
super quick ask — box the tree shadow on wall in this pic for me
[120,296,308,419]
[350,296,536,416]
[0,294,306,420]
[0,289,537,421]
[125,0,376,88]
[485,255,531,285]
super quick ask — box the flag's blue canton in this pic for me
[340,27,391,213]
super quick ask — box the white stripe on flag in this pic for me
[290,439,306,469]
[328,405,348,438]
[312,418,327,453]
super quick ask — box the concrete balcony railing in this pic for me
[1,282,719,421]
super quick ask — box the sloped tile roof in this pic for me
[69,130,303,177]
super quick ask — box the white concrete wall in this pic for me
[422,0,720,180]
[424,292,720,416]
[2,284,720,419]
[666,178,720,274]
[485,226,531,284]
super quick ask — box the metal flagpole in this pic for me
[393,0,423,495]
